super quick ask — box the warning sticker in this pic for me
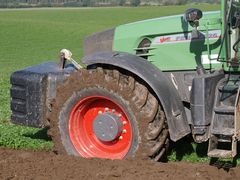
[201,54,220,65]
[152,30,221,45]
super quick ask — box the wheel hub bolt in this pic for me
[123,121,127,125]
[119,136,123,140]
[105,107,109,112]
[98,110,102,114]
[122,129,127,134]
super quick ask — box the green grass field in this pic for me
[0,4,225,162]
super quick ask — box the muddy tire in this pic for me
[48,67,169,161]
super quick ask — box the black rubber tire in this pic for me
[48,67,169,161]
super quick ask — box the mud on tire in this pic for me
[48,66,169,161]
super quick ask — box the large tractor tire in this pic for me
[48,67,169,161]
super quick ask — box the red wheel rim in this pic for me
[69,96,133,159]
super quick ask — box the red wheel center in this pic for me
[69,96,133,159]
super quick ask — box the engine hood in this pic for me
[83,10,221,67]
[113,11,220,54]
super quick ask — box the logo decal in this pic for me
[152,30,221,45]
[160,37,171,43]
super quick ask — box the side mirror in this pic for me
[184,8,203,39]
[185,8,203,26]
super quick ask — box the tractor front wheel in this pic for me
[48,67,169,161]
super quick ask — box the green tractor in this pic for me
[10,0,240,161]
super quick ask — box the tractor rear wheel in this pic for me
[48,67,169,161]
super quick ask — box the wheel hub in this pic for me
[93,112,123,142]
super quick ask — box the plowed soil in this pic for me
[0,148,240,180]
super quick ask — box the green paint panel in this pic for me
[149,42,220,71]
[114,11,222,71]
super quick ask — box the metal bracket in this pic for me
[59,49,82,70]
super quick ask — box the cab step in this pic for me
[214,105,234,114]
[208,134,237,158]
[208,149,233,158]
[208,79,240,158]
